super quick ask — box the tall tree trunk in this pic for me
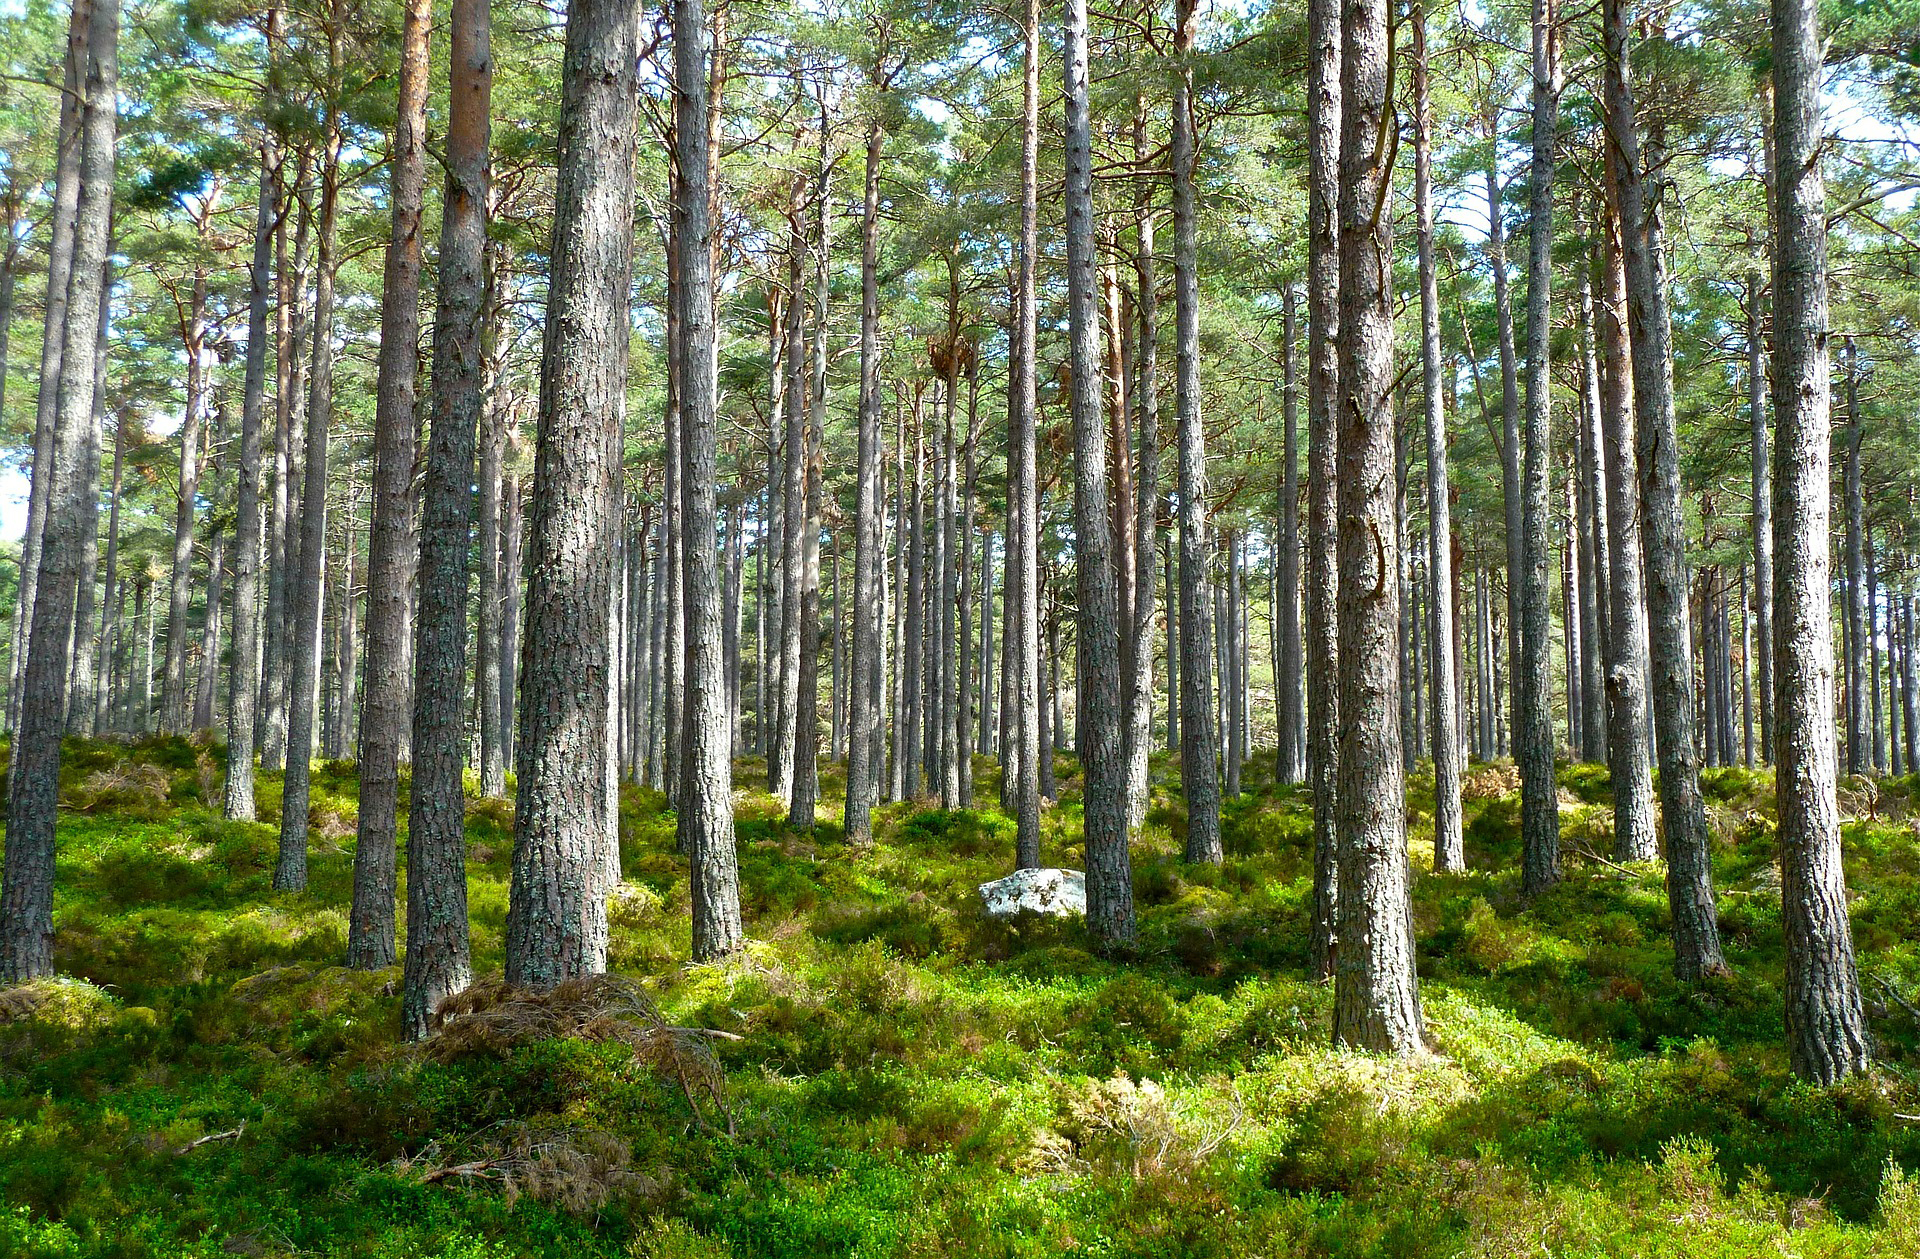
[508,0,637,985]
[1575,257,1610,762]
[790,133,830,828]
[260,154,308,771]
[224,27,282,818]
[1770,0,1868,1082]
[191,527,226,730]
[1173,0,1220,866]
[1414,2,1462,871]
[1747,274,1773,763]
[1303,0,1341,979]
[1596,216,1660,863]
[1486,134,1522,770]
[9,0,88,735]
[1008,0,1043,868]
[1843,338,1867,775]
[772,220,806,801]
[275,57,344,893]
[66,249,110,732]
[1602,1,1725,976]
[1,0,117,981]
[95,397,125,736]
[1332,0,1422,1054]
[476,301,508,796]
[675,0,743,960]
[1067,0,1134,943]
[1515,0,1561,896]
[351,0,432,969]
[400,0,488,1028]
[1275,284,1304,784]
[163,269,210,734]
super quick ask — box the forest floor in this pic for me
[1,738,1919,1257]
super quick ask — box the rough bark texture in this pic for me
[508,0,638,986]
[224,49,282,821]
[790,138,830,828]
[9,0,87,736]
[1275,285,1304,785]
[676,0,744,961]
[1596,216,1660,864]
[1516,0,1560,898]
[1331,0,1422,1055]
[1173,0,1220,867]
[1769,0,1869,1084]
[1,0,117,982]
[1414,6,1462,872]
[402,0,489,1031]
[844,104,887,846]
[163,270,209,735]
[1843,340,1867,775]
[350,0,431,971]
[1008,0,1043,870]
[1600,5,1726,978]
[1747,275,1773,764]
[1065,0,1134,945]
[276,80,343,894]
[1303,0,1341,981]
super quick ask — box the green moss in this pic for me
[0,740,1916,1255]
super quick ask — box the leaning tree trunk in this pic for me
[9,0,87,735]
[351,0,431,970]
[1066,0,1134,945]
[1414,2,1462,872]
[507,0,638,986]
[675,0,744,960]
[1331,0,1422,1054]
[1769,0,1869,1084]
[1601,1,1726,979]
[1008,0,1043,869]
[1173,0,1221,866]
[275,71,344,894]
[401,0,488,1032]
[1515,0,1561,897]
[1303,0,1341,980]
[1,0,117,982]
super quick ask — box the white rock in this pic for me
[978,868,1086,919]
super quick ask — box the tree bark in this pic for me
[1601,0,1725,976]
[674,0,743,960]
[1770,0,1869,1081]
[163,267,210,734]
[9,0,88,735]
[1414,3,1463,871]
[1516,0,1561,897]
[790,128,830,828]
[1303,0,1341,979]
[275,58,344,893]
[351,0,432,969]
[1332,0,1422,1054]
[1276,284,1304,784]
[1173,0,1220,867]
[224,27,282,818]
[1747,274,1773,763]
[1066,0,1134,943]
[508,0,638,985]
[400,0,488,1028]
[1,0,117,981]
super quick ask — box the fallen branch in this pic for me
[177,1124,244,1154]
[1872,974,1920,1030]
[1566,842,1636,878]
[421,1158,507,1184]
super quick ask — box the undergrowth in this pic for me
[0,736,1917,1256]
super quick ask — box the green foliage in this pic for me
[2,739,1919,1256]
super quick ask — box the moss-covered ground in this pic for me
[2,735,1919,1257]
